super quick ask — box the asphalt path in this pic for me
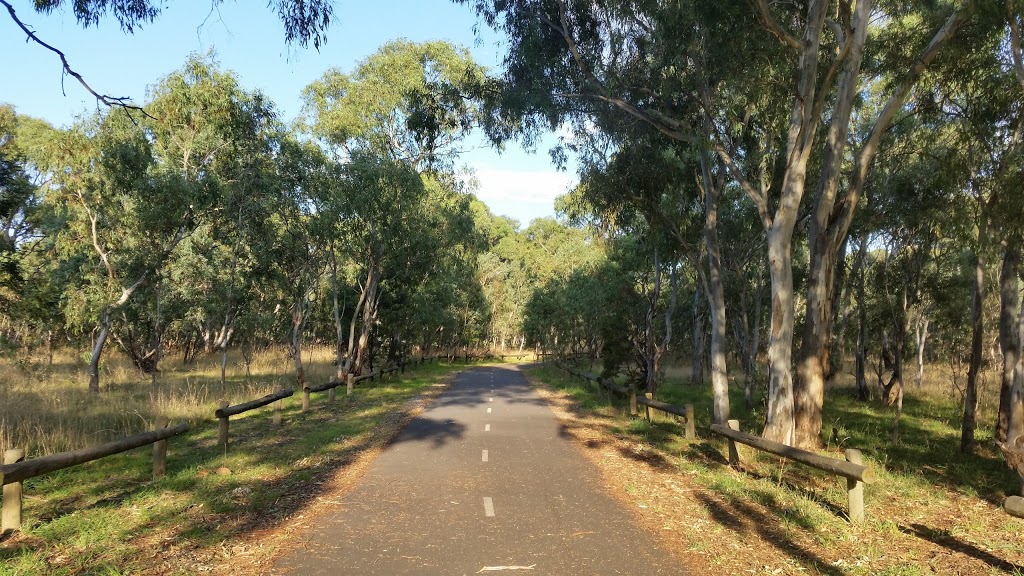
[274,364,683,575]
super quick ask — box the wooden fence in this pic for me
[551,360,873,522]
[0,355,449,533]
[708,421,873,522]
[1,419,190,532]
[556,362,695,440]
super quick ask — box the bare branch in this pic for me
[2,0,153,120]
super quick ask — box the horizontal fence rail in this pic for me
[708,423,874,483]
[554,361,693,439]
[1,420,189,531]
[216,389,294,419]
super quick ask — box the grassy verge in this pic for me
[0,350,473,575]
[527,363,1024,575]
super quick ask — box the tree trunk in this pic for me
[997,245,1021,443]
[88,277,145,392]
[700,152,730,425]
[331,246,346,383]
[643,249,661,395]
[88,309,112,393]
[915,315,930,388]
[345,274,369,374]
[150,278,161,385]
[763,224,798,445]
[1007,291,1024,446]
[290,296,307,389]
[962,250,986,454]
[691,281,706,385]
[351,266,380,377]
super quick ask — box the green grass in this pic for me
[0,359,466,575]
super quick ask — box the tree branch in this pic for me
[754,0,802,50]
[2,0,153,120]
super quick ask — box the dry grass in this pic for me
[0,345,341,456]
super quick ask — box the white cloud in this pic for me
[470,168,578,225]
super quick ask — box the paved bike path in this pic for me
[274,364,684,575]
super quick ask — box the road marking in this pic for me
[482,450,489,462]
[478,566,536,573]
[483,497,495,517]
[487,407,492,413]
[485,424,490,432]
[489,397,493,401]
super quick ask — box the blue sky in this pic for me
[0,0,575,226]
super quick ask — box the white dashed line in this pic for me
[489,397,493,402]
[482,450,489,462]
[483,497,495,517]
[485,424,491,432]
[487,407,492,413]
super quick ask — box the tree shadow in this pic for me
[388,416,466,449]
[902,522,1024,573]
[696,492,845,575]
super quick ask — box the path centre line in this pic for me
[483,497,495,517]
[485,424,490,432]
[487,407,492,413]
[482,450,489,462]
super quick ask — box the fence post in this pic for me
[727,420,740,465]
[218,400,230,454]
[346,373,354,395]
[2,448,25,532]
[685,404,695,440]
[846,448,865,523]
[152,416,169,479]
[644,392,653,422]
[328,386,336,403]
[273,399,282,425]
[629,384,638,417]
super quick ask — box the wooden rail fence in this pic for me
[216,388,294,453]
[0,355,449,533]
[550,359,873,522]
[555,361,695,440]
[708,421,874,523]
[1,419,190,532]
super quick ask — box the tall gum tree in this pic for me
[458,0,971,444]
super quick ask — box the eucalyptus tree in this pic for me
[19,54,279,391]
[914,10,1024,452]
[0,104,37,323]
[302,40,491,374]
[302,39,489,171]
[458,0,972,446]
[564,133,719,408]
